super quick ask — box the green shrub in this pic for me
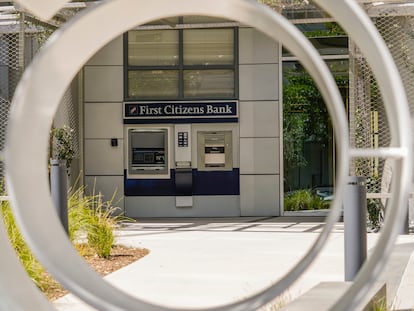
[85,194,118,259]
[1,181,132,296]
[68,185,92,242]
[0,200,48,290]
[367,198,382,230]
[68,185,131,258]
[284,189,329,211]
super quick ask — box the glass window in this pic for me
[128,70,179,99]
[183,29,234,65]
[128,30,179,66]
[125,26,236,100]
[283,60,349,210]
[283,36,348,57]
[282,23,348,57]
[184,69,235,98]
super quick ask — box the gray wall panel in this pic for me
[239,28,279,64]
[85,102,123,139]
[240,137,279,174]
[84,66,123,102]
[240,175,280,216]
[239,64,279,101]
[240,101,279,138]
[86,36,123,66]
[85,139,124,175]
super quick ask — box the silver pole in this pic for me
[344,176,367,281]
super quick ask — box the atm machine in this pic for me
[197,131,232,171]
[123,101,239,217]
[127,128,169,178]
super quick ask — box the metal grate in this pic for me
[348,11,414,228]
[55,84,81,159]
[0,31,22,180]
[0,11,81,181]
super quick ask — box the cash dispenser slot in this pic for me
[175,163,192,196]
[128,128,169,177]
[197,131,232,171]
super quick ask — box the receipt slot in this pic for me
[197,131,232,171]
[127,128,169,178]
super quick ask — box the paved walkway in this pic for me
[54,217,414,310]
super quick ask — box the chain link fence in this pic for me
[0,11,80,184]
[349,12,414,226]
[271,0,414,226]
[0,28,22,180]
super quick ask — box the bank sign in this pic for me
[124,101,238,124]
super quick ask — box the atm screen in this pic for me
[132,150,165,165]
[128,128,169,177]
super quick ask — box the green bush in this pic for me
[0,200,48,290]
[85,194,118,259]
[68,185,130,258]
[68,185,92,243]
[1,182,132,296]
[284,189,329,211]
[367,198,383,230]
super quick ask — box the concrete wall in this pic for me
[83,35,125,212]
[238,27,280,216]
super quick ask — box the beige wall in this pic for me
[238,27,280,216]
[83,35,125,209]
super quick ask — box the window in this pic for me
[125,27,237,100]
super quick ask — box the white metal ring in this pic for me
[3,0,410,310]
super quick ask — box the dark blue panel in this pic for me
[192,169,240,195]
[175,168,193,196]
[124,169,240,196]
[124,170,176,196]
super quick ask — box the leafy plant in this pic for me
[284,189,329,211]
[367,198,383,231]
[50,125,75,169]
[302,23,346,38]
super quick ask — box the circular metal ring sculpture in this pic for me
[3,0,412,310]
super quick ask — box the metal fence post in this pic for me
[50,159,68,234]
[344,176,367,281]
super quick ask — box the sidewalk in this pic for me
[54,217,414,310]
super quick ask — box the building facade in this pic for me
[83,19,281,217]
[1,1,411,223]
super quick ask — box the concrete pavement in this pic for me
[54,217,414,310]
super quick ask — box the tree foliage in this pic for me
[283,63,348,190]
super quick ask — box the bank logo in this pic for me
[124,101,238,123]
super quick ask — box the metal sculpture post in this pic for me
[344,176,367,281]
[50,159,68,234]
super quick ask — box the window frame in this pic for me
[124,26,239,101]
